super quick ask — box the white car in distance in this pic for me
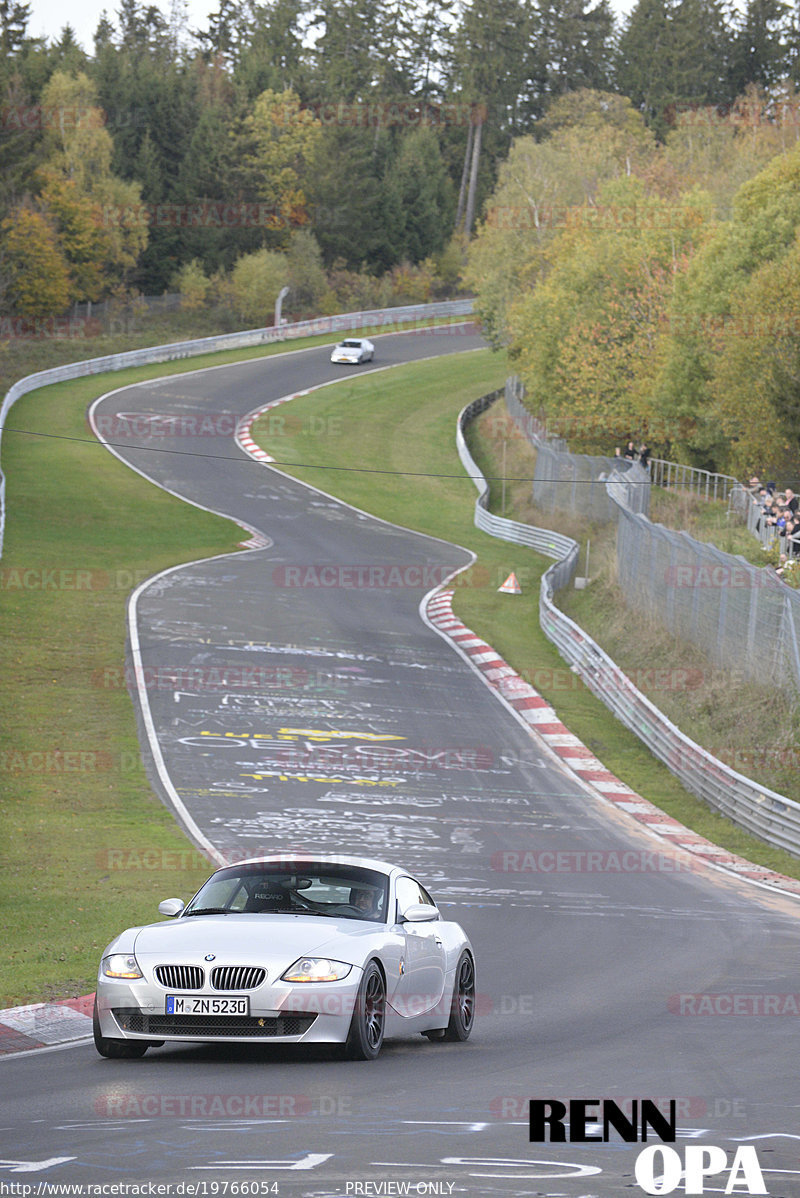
[330,337,375,364]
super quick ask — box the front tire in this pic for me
[444,951,475,1041]
[93,1000,149,1059]
[345,962,385,1060]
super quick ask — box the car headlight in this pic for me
[281,957,352,982]
[101,953,143,979]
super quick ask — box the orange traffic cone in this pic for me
[498,572,521,594]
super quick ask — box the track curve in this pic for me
[3,330,800,1197]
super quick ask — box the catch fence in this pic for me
[505,377,800,696]
[504,377,650,521]
[459,389,800,859]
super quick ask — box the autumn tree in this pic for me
[285,228,332,312]
[36,71,148,295]
[710,236,800,472]
[235,88,322,240]
[661,86,796,215]
[464,91,656,345]
[506,177,710,449]
[654,141,800,465]
[227,246,288,324]
[1,205,70,317]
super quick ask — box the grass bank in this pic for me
[2,326,432,1005]
[650,488,769,566]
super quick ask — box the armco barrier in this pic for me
[458,390,800,858]
[457,390,578,571]
[0,299,474,557]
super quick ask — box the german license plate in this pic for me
[166,994,249,1015]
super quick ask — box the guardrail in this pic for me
[456,390,578,570]
[0,299,474,558]
[458,390,800,859]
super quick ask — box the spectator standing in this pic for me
[791,522,800,558]
[624,440,637,461]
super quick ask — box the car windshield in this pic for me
[340,340,362,347]
[183,862,389,923]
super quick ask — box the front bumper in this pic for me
[96,975,364,1045]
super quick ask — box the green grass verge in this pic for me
[3,325,451,1006]
[1,381,247,1006]
[650,487,771,566]
[252,358,800,884]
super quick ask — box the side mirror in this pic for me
[401,903,440,923]
[158,898,185,917]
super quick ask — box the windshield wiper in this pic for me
[184,906,232,916]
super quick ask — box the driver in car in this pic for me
[350,887,380,918]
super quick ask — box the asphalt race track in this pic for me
[4,329,800,1197]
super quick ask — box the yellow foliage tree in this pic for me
[40,71,115,195]
[36,71,148,300]
[229,249,288,326]
[175,260,212,311]
[711,233,800,473]
[239,90,323,243]
[1,207,70,320]
[507,178,712,451]
[464,90,657,347]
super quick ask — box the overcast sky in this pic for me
[29,0,638,57]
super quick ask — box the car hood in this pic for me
[132,914,378,966]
